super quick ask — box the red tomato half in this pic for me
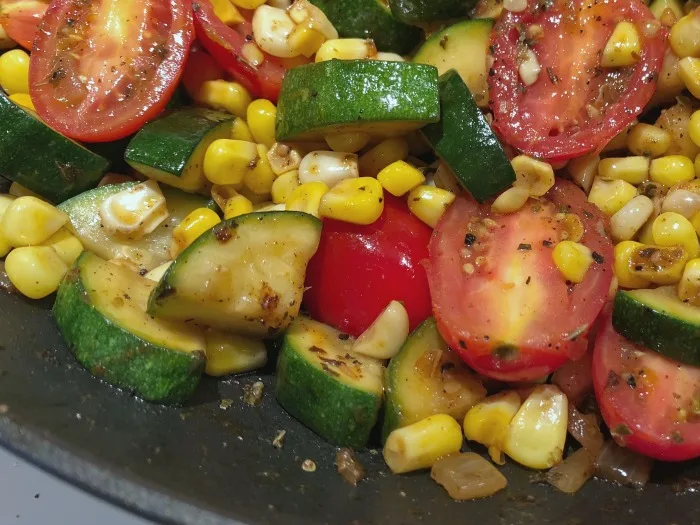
[192,0,286,102]
[593,311,700,461]
[489,0,667,161]
[304,195,432,338]
[0,0,48,49]
[428,180,613,382]
[29,0,193,143]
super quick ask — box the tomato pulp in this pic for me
[428,180,613,382]
[0,0,48,49]
[304,194,432,338]
[29,0,193,143]
[489,0,667,161]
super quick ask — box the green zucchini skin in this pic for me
[275,60,441,141]
[0,92,109,202]
[422,70,515,202]
[310,0,421,54]
[53,252,206,405]
[389,0,476,23]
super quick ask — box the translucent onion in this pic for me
[568,406,604,455]
[595,441,653,488]
[661,188,700,218]
[431,453,507,500]
[545,447,597,494]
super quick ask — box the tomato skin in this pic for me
[29,0,193,143]
[489,0,667,161]
[428,180,613,382]
[593,311,700,461]
[192,0,286,102]
[304,195,432,338]
[0,0,48,50]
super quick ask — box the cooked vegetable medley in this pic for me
[1,0,699,501]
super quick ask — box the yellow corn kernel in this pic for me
[601,22,641,68]
[503,385,568,470]
[288,0,338,40]
[627,123,672,158]
[408,185,456,228]
[5,246,68,299]
[0,49,29,95]
[246,99,277,148]
[359,137,409,177]
[231,118,255,142]
[144,261,173,282]
[463,392,521,465]
[224,194,254,219]
[254,201,286,212]
[230,0,265,8]
[652,211,700,258]
[587,178,637,216]
[383,414,463,474]
[678,56,700,98]
[8,92,34,111]
[679,258,700,306]
[286,181,329,217]
[650,155,695,186]
[615,241,650,288]
[629,244,689,285]
[511,155,555,197]
[352,300,409,360]
[271,170,301,204]
[597,156,650,184]
[198,80,252,119]
[691,111,700,151]
[319,177,384,225]
[204,330,268,376]
[377,160,426,197]
[552,240,594,284]
[242,44,264,68]
[211,184,243,211]
[210,0,245,25]
[40,229,84,266]
[8,182,42,200]
[172,208,221,254]
[203,139,259,186]
[244,144,276,195]
[315,38,377,62]
[0,194,16,256]
[670,11,700,58]
[491,186,530,214]
[567,153,600,193]
[325,132,371,153]
[288,20,327,57]
[1,197,68,247]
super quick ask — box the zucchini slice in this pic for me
[389,0,476,24]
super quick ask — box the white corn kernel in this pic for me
[519,49,541,86]
[252,5,298,58]
[288,0,338,39]
[661,187,700,218]
[610,195,655,242]
[504,0,528,12]
[267,143,303,176]
[352,301,409,360]
[298,150,359,187]
[99,180,168,240]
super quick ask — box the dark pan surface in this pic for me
[0,290,698,525]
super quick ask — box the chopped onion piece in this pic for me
[335,448,365,486]
[431,453,507,500]
[595,441,653,489]
[568,405,604,455]
[546,447,597,494]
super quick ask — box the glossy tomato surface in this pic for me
[193,0,286,102]
[0,0,48,49]
[489,0,667,161]
[593,311,700,461]
[29,0,193,142]
[428,180,613,382]
[304,195,432,338]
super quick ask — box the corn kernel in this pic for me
[5,246,68,299]
[602,119,638,153]
[691,111,700,150]
[172,208,221,254]
[511,155,555,197]
[288,19,327,57]
[8,92,34,111]
[678,56,700,98]
[637,216,657,244]
[0,49,29,95]
[670,12,700,58]
[359,138,409,177]
[383,414,463,474]
[597,156,650,184]
[211,184,243,210]
[652,211,700,258]
[315,38,377,62]
[610,195,655,242]
[271,170,301,204]
[491,186,530,214]
[288,0,338,39]
[210,0,245,26]
[587,178,637,216]
[615,241,650,289]
[40,229,84,266]
[224,194,255,219]
[325,132,371,153]
[627,123,672,158]
[247,99,277,148]
[231,118,255,142]
[8,182,42,199]
[629,244,689,285]
[352,301,409,360]
[1,197,68,247]
[319,177,384,225]
[552,240,594,284]
[503,385,568,470]
[230,0,265,8]
[285,181,329,217]
[650,155,696,187]
[252,5,298,58]
[267,143,302,176]
[601,22,641,68]
[99,180,168,239]
[567,153,600,193]
[407,185,456,228]
[679,258,700,306]
[299,150,359,187]
[203,139,259,186]
[377,161,426,197]
[204,330,268,376]
[182,48,225,101]
[464,391,521,465]
[244,144,276,195]
[0,194,16,256]
[198,80,252,119]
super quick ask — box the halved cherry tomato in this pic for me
[304,195,432,338]
[428,180,613,382]
[0,0,48,50]
[593,311,700,461]
[29,0,193,143]
[489,0,667,161]
[192,0,286,102]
